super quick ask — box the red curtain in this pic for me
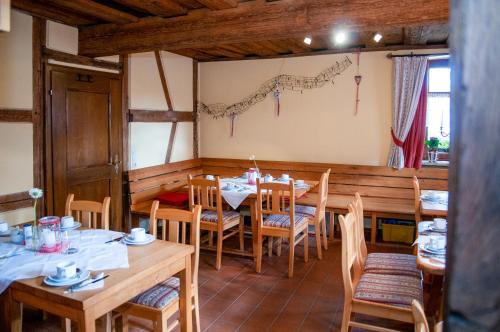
[403,72,428,169]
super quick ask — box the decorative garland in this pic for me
[198,56,352,122]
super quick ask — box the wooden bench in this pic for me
[201,158,448,244]
[125,159,203,229]
[126,158,448,244]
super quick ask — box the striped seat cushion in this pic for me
[131,277,179,309]
[364,253,421,278]
[294,205,317,218]
[201,210,240,224]
[354,273,423,307]
[263,214,309,228]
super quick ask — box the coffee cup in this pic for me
[429,236,446,250]
[10,228,24,245]
[0,221,8,233]
[281,174,290,180]
[264,174,273,183]
[61,216,75,228]
[433,218,447,230]
[56,261,77,279]
[206,175,215,181]
[130,227,146,242]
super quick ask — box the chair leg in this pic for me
[208,230,213,247]
[277,237,282,256]
[304,229,309,263]
[321,218,328,250]
[315,222,322,260]
[121,312,129,332]
[288,235,295,278]
[256,235,263,273]
[268,236,273,257]
[239,216,245,251]
[329,211,335,240]
[155,312,167,332]
[341,301,352,332]
[61,318,71,332]
[104,312,112,332]
[193,288,201,332]
[216,229,223,270]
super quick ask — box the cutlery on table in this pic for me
[65,273,109,293]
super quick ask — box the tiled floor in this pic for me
[22,236,415,331]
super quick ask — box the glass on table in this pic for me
[62,230,81,255]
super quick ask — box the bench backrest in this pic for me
[127,159,203,211]
[201,158,448,200]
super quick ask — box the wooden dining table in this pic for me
[420,190,448,217]
[416,221,446,276]
[4,238,194,332]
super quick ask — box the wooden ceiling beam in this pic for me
[46,0,138,24]
[112,0,187,17]
[196,0,239,10]
[79,0,449,57]
[12,0,96,26]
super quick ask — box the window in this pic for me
[425,58,450,160]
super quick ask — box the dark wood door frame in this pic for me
[44,64,125,230]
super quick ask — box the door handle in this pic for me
[108,155,122,175]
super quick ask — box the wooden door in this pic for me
[46,65,123,230]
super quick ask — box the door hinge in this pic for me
[49,89,53,96]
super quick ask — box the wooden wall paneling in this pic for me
[127,159,202,182]
[43,48,122,71]
[33,17,45,215]
[12,0,96,26]
[128,109,193,122]
[165,122,177,163]
[192,59,199,158]
[120,54,131,231]
[0,109,32,122]
[446,0,500,330]
[0,191,32,213]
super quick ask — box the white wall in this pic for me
[129,51,194,169]
[0,11,34,224]
[199,49,447,165]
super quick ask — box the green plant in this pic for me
[425,137,440,151]
[438,140,450,150]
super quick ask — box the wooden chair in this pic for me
[339,203,423,332]
[119,203,202,332]
[293,169,330,259]
[187,174,243,270]
[256,178,309,278]
[413,176,422,225]
[65,194,111,230]
[412,299,430,332]
[352,193,421,278]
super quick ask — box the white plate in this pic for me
[122,234,155,246]
[428,225,447,233]
[44,269,90,287]
[60,222,82,231]
[0,229,12,237]
[420,244,446,253]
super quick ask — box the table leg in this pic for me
[10,296,22,332]
[179,255,193,332]
[77,312,96,332]
[249,200,258,265]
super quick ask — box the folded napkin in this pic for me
[71,278,104,293]
[65,272,105,293]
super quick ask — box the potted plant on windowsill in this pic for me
[425,137,440,163]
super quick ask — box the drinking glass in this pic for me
[62,230,81,254]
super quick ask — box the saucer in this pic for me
[421,243,446,253]
[48,268,83,282]
[61,222,82,231]
[44,269,90,287]
[428,225,447,233]
[122,234,155,246]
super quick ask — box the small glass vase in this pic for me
[428,150,438,163]
[31,224,40,251]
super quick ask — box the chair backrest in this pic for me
[413,176,421,223]
[412,300,430,332]
[188,174,223,214]
[315,169,331,218]
[339,203,363,302]
[256,178,295,229]
[149,201,202,285]
[353,192,368,266]
[65,194,111,230]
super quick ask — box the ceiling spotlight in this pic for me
[373,33,383,43]
[334,31,347,45]
[303,36,312,45]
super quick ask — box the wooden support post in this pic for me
[120,54,130,232]
[165,122,177,163]
[193,60,199,159]
[370,214,377,244]
[33,17,46,214]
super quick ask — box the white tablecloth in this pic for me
[219,177,256,209]
[0,229,129,294]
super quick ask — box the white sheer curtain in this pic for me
[387,56,428,169]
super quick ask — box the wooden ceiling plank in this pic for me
[113,0,187,17]
[12,0,96,26]
[47,0,138,24]
[79,0,448,57]
[196,0,239,10]
[170,48,215,60]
